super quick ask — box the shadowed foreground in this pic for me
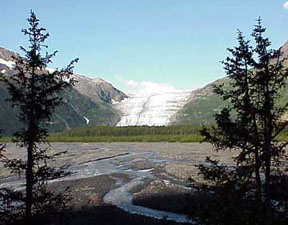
[39,205,189,225]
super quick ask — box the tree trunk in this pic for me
[26,67,35,225]
[25,139,33,224]
[263,63,272,209]
[255,150,262,203]
[264,139,271,208]
[263,94,272,209]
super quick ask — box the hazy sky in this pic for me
[1,0,288,92]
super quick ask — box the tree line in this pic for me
[53,125,202,137]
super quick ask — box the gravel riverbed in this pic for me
[0,142,237,224]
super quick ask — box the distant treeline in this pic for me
[48,125,204,142]
[2,125,287,143]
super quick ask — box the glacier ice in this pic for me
[115,90,192,126]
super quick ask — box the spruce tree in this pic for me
[0,11,78,225]
[197,18,288,224]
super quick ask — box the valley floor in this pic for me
[0,142,238,225]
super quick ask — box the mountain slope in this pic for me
[0,47,124,136]
[170,80,228,125]
[71,74,127,104]
[173,41,288,126]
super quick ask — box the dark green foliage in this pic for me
[188,159,288,225]
[191,19,288,224]
[0,11,77,225]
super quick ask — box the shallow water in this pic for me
[1,142,228,223]
[103,173,192,223]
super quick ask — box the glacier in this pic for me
[115,90,192,126]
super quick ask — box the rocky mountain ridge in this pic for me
[71,74,127,104]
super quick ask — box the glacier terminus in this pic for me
[115,90,193,126]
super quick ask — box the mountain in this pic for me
[71,74,127,104]
[280,41,288,60]
[172,40,288,126]
[0,47,126,136]
[1,39,288,135]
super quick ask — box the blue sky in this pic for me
[1,0,288,92]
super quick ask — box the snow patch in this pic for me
[92,77,105,83]
[72,74,105,84]
[0,58,15,69]
[46,121,56,125]
[46,67,56,73]
[83,116,90,125]
[111,99,122,104]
